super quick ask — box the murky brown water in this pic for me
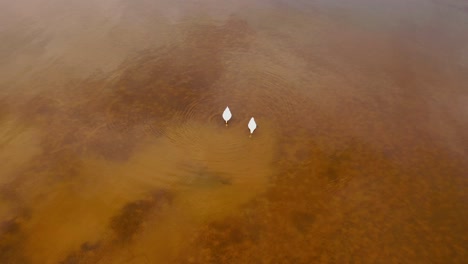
[1,0,467,263]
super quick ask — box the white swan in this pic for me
[222,106,232,126]
[248,117,257,136]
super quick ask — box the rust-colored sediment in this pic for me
[1,0,467,263]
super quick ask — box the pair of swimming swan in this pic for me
[222,106,257,135]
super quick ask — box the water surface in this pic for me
[0,0,467,263]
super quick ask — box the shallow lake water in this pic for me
[0,0,467,263]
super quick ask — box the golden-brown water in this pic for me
[1,0,467,263]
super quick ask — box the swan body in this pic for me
[248,117,257,135]
[222,106,232,125]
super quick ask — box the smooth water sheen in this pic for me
[1,0,467,263]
